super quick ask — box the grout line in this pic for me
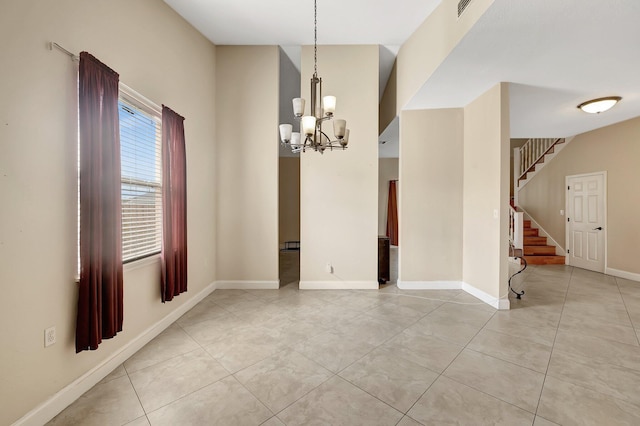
[125,364,148,417]
[401,308,499,417]
[614,276,640,346]
[533,265,574,418]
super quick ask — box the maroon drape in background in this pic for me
[161,106,187,302]
[386,180,398,246]
[76,52,123,352]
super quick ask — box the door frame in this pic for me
[565,171,607,271]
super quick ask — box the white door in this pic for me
[566,172,606,272]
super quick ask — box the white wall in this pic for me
[299,45,379,289]
[215,46,279,285]
[0,1,217,424]
[399,109,464,283]
[462,83,510,306]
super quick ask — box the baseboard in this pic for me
[606,267,640,282]
[215,280,279,290]
[396,280,509,309]
[14,282,216,426]
[299,281,379,290]
[397,280,462,290]
[461,282,510,310]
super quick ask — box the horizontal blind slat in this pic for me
[119,96,163,263]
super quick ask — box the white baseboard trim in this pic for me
[14,282,216,426]
[299,281,379,290]
[461,282,510,310]
[397,280,463,290]
[396,280,509,310]
[606,267,640,282]
[215,280,279,290]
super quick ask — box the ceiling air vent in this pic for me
[458,0,472,17]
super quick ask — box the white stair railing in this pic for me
[518,138,561,178]
[509,205,524,251]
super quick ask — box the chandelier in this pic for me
[278,0,349,153]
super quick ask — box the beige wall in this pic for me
[396,0,494,113]
[379,61,397,134]
[518,117,640,274]
[299,45,379,287]
[378,158,399,236]
[399,109,464,282]
[279,157,301,244]
[462,83,510,301]
[215,46,279,283]
[0,1,217,424]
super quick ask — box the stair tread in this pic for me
[524,245,556,255]
[524,236,548,245]
[523,255,565,265]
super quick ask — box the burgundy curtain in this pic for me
[161,106,187,302]
[386,180,398,246]
[76,52,123,352]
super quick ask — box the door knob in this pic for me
[593,227,603,230]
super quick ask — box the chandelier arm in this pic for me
[319,129,331,142]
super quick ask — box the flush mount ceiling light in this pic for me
[577,96,622,114]
[278,0,349,154]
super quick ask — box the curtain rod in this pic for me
[49,41,162,113]
[49,41,79,61]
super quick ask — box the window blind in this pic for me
[118,96,162,263]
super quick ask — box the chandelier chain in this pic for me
[314,0,317,76]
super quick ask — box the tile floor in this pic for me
[48,250,640,425]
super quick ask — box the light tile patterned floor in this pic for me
[48,250,640,425]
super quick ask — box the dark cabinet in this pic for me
[378,236,390,284]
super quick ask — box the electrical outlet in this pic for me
[325,262,333,274]
[44,326,56,347]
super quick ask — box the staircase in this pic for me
[522,220,565,265]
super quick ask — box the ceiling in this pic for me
[406,0,640,139]
[164,0,640,156]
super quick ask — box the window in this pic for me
[119,89,162,263]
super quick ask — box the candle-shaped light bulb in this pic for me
[279,124,293,143]
[333,119,346,139]
[340,129,350,147]
[291,132,301,147]
[292,98,305,117]
[301,116,317,136]
[322,96,336,116]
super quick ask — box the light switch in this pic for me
[560,209,565,216]
[493,209,499,219]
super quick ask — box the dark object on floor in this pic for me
[508,247,526,299]
[378,236,390,284]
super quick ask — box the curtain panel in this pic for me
[386,180,399,246]
[76,52,123,352]
[161,106,188,302]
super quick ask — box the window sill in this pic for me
[74,254,161,284]
[124,253,161,273]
